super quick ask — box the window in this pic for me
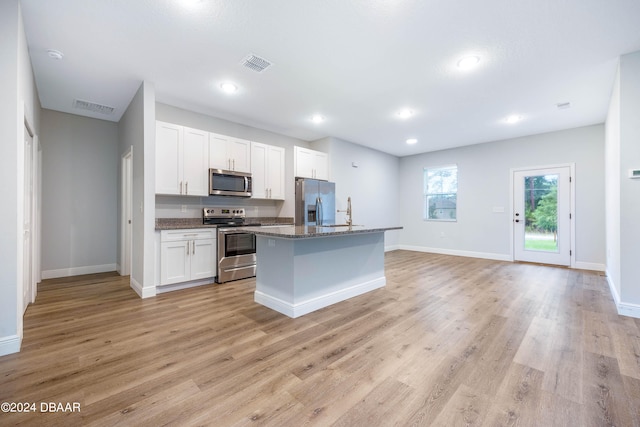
[424,165,457,221]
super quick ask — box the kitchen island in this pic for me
[242,225,402,318]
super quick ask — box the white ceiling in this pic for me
[19,0,640,157]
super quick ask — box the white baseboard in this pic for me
[156,278,215,294]
[605,272,640,319]
[255,276,386,318]
[42,263,117,280]
[398,245,512,262]
[0,334,21,356]
[130,277,156,299]
[574,261,606,272]
[385,244,401,252]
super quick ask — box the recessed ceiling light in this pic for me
[396,109,414,119]
[220,82,238,94]
[505,114,522,124]
[311,114,324,124]
[47,49,64,60]
[406,138,418,145]
[457,55,480,70]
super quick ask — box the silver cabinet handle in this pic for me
[180,181,183,194]
[233,158,235,170]
[192,241,195,254]
[185,181,188,195]
[186,240,189,255]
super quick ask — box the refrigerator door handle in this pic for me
[319,197,324,225]
[316,197,322,226]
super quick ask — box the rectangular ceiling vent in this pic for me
[556,102,571,110]
[241,53,272,73]
[73,99,115,115]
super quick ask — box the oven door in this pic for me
[216,228,257,283]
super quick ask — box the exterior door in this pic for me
[513,166,571,266]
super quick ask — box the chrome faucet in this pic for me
[337,196,352,226]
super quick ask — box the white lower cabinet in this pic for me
[160,229,216,285]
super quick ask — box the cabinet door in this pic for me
[183,127,209,196]
[267,145,285,199]
[160,240,190,285]
[209,133,230,170]
[294,146,314,179]
[156,122,182,195]
[191,238,216,279]
[230,138,251,173]
[313,150,329,180]
[250,142,268,199]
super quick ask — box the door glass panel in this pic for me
[224,232,256,257]
[523,174,558,252]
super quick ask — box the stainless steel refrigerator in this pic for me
[295,178,336,226]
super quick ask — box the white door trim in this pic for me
[120,147,133,276]
[509,163,575,268]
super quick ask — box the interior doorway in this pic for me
[23,123,34,313]
[512,165,574,266]
[120,148,133,276]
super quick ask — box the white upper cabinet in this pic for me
[182,127,209,196]
[294,146,329,180]
[251,142,285,200]
[156,121,182,195]
[209,133,251,173]
[156,121,209,196]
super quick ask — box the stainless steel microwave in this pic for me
[209,169,252,197]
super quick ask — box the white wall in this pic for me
[0,0,41,356]
[311,137,401,249]
[605,64,621,298]
[118,81,156,298]
[155,102,309,219]
[40,110,118,278]
[607,50,640,311]
[399,125,605,266]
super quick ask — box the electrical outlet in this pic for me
[440,231,445,238]
[181,205,187,213]
[268,239,276,247]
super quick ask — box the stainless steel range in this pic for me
[203,207,259,283]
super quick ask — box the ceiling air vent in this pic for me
[73,99,115,115]
[241,53,272,73]
[556,102,571,110]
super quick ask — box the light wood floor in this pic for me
[1,251,639,426]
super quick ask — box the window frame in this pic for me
[423,164,458,222]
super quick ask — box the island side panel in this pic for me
[254,232,386,318]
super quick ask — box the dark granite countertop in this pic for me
[240,225,403,238]
[155,217,294,230]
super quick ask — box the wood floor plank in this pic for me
[482,362,545,427]
[0,251,636,426]
[582,351,636,427]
